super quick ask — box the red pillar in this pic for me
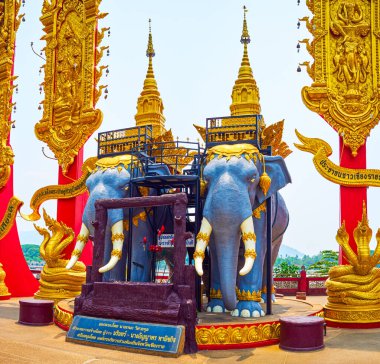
[57,149,92,264]
[0,163,40,297]
[339,137,367,265]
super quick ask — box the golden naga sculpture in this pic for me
[325,202,380,323]
[300,0,380,156]
[326,203,380,305]
[0,0,22,190]
[34,210,85,303]
[35,0,105,173]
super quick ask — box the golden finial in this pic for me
[229,6,260,117]
[241,6,250,44]
[146,18,155,58]
[135,18,166,138]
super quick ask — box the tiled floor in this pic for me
[1,297,380,364]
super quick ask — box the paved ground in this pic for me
[1,297,380,364]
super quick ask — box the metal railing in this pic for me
[205,114,264,148]
[97,125,153,158]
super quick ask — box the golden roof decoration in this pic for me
[193,121,292,159]
[193,124,206,143]
[230,6,260,116]
[150,129,195,173]
[261,120,292,159]
[135,19,166,138]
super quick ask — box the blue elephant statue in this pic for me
[66,154,171,282]
[193,143,291,318]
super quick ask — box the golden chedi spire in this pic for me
[230,6,261,116]
[135,19,166,138]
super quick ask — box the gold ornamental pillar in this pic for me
[33,0,106,263]
[0,0,40,296]
[296,0,380,326]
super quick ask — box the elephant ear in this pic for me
[255,155,291,206]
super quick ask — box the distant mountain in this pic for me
[278,244,305,258]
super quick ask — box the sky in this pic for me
[9,0,380,255]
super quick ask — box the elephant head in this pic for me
[194,144,291,311]
[66,155,133,273]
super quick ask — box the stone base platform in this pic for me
[54,297,323,350]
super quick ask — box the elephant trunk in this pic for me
[99,220,124,273]
[239,216,256,276]
[216,229,239,311]
[66,223,89,270]
[194,218,212,276]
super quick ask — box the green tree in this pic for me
[308,250,338,276]
[21,244,44,265]
[273,261,299,277]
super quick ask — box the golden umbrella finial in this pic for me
[241,6,250,44]
[146,18,155,58]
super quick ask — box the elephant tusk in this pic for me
[239,216,256,276]
[239,256,256,276]
[66,223,89,270]
[194,218,212,276]
[194,251,205,276]
[99,254,121,273]
[98,220,124,273]
[66,253,81,270]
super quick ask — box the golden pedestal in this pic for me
[324,303,380,328]
[0,263,11,300]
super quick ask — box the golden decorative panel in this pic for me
[301,0,380,156]
[0,0,21,190]
[196,322,280,347]
[324,304,380,323]
[35,0,105,173]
